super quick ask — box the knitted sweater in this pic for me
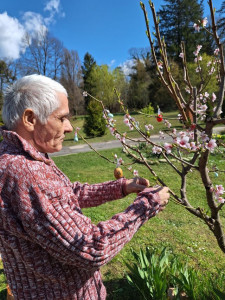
[0,127,161,300]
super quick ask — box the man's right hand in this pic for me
[158,187,170,210]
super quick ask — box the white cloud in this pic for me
[44,0,60,13]
[0,12,26,59]
[120,59,135,76]
[22,12,47,38]
[109,59,116,67]
[0,0,64,60]
[44,0,65,25]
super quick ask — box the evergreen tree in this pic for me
[83,100,106,137]
[82,53,96,110]
[218,1,225,42]
[157,0,212,61]
[127,59,152,110]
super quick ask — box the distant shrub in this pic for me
[140,103,154,115]
[83,100,106,137]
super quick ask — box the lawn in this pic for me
[62,111,183,146]
[53,149,225,298]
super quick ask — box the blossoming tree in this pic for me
[83,0,225,253]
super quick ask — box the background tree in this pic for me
[83,100,106,137]
[82,53,96,110]
[0,60,16,110]
[217,1,225,42]
[112,66,129,111]
[127,58,152,110]
[19,27,63,79]
[157,0,212,61]
[60,49,84,115]
[86,64,119,112]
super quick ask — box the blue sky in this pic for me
[0,0,223,70]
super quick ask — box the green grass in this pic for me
[53,149,225,299]
[63,111,183,146]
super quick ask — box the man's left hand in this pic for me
[124,177,150,195]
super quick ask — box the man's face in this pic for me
[33,92,73,153]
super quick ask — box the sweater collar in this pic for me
[0,126,52,164]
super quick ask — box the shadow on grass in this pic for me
[105,278,141,300]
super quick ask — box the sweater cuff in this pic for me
[121,178,128,197]
[138,187,161,208]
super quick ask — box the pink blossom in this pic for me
[115,133,121,140]
[133,169,139,177]
[152,146,162,154]
[197,45,202,52]
[177,136,190,148]
[164,143,173,154]
[164,120,172,128]
[196,66,201,73]
[200,131,209,142]
[157,61,163,69]
[83,91,88,97]
[216,185,224,193]
[179,52,184,58]
[209,67,215,75]
[190,142,198,151]
[117,158,124,165]
[201,17,208,27]
[145,124,154,131]
[198,104,208,112]
[109,127,116,135]
[212,93,217,102]
[205,139,217,152]
[214,48,220,56]
[124,118,129,125]
[207,61,212,67]
[159,131,165,139]
[204,92,209,98]
[193,23,200,32]
[217,197,225,204]
[214,185,225,203]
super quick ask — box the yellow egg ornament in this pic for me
[114,167,123,179]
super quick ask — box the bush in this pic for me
[83,100,106,137]
[140,103,155,115]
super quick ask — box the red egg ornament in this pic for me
[157,114,163,122]
[156,107,163,122]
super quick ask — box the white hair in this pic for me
[2,74,68,130]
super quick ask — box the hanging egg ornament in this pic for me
[157,114,163,122]
[74,132,78,142]
[156,107,163,122]
[114,167,123,179]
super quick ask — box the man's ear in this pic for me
[22,109,37,132]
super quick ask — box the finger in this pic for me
[137,177,149,187]
[136,184,150,192]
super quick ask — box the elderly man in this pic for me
[0,74,169,300]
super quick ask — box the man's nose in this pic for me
[64,119,73,133]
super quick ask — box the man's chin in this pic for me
[47,145,63,154]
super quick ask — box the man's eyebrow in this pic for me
[57,112,71,118]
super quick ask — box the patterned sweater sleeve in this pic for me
[7,169,162,272]
[72,179,127,208]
